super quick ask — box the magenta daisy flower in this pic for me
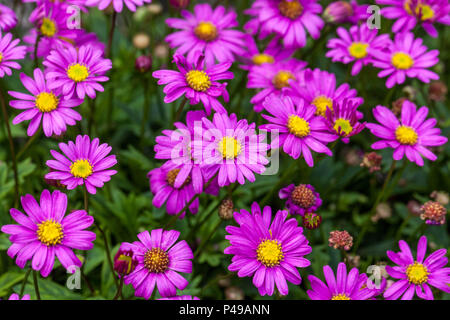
[0,31,26,78]
[0,4,17,32]
[366,100,448,166]
[153,52,233,115]
[239,35,294,71]
[326,24,391,76]
[247,58,307,112]
[165,3,246,66]
[323,0,370,24]
[123,229,193,299]
[43,44,112,100]
[260,94,337,167]
[147,162,200,218]
[8,293,31,300]
[286,68,363,117]
[155,110,212,194]
[279,183,322,216]
[384,235,450,300]
[45,135,118,194]
[377,0,450,37]
[324,98,366,143]
[307,262,379,300]
[85,0,152,12]
[8,68,83,137]
[224,202,312,296]
[249,0,324,48]
[1,189,96,277]
[192,112,269,187]
[370,32,439,89]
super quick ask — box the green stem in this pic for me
[32,271,41,300]
[113,277,124,300]
[0,88,19,207]
[94,220,119,289]
[260,159,298,207]
[19,267,32,296]
[173,97,187,123]
[106,12,117,59]
[194,218,222,257]
[17,130,41,160]
[88,98,96,136]
[140,77,151,143]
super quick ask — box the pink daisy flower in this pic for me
[260,94,337,167]
[43,44,112,100]
[165,3,246,67]
[192,112,269,187]
[239,35,294,71]
[158,295,200,300]
[8,68,83,137]
[45,135,118,194]
[8,293,31,300]
[0,31,26,78]
[366,100,448,166]
[370,32,439,88]
[123,229,193,298]
[0,4,17,32]
[249,0,325,48]
[85,0,152,12]
[326,24,392,76]
[153,52,233,115]
[307,262,380,300]
[247,58,307,112]
[384,235,450,300]
[285,68,363,117]
[1,189,96,277]
[376,0,450,37]
[224,202,312,296]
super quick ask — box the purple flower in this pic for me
[153,52,233,115]
[285,68,363,117]
[8,68,83,137]
[366,100,448,166]
[307,262,379,300]
[326,24,391,76]
[248,0,324,48]
[239,35,294,71]
[324,98,366,143]
[260,94,337,167]
[147,162,200,218]
[165,3,246,66]
[43,44,112,100]
[85,0,152,12]
[323,0,370,24]
[376,0,450,37]
[114,243,138,277]
[279,183,322,216]
[0,31,26,78]
[8,293,30,300]
[123,229,193,299]
[158,295,200,300]
[370,32,439,88]
[384,235,450,300]
[247,58,307,112]
[45,135,118,194]
[0,4,17,32]
[192,112,269,187]
[224,202,312,296]
[1,189,96,277]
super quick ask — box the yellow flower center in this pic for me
[287,115,310,138]
[37,219,63,246]
[348,42,369,59]
[70,159,93,178]
[117,254,133,274]
[406,262,429,285]
[40,17,57,37]
[404,0,434,20]
[331,294,351,300]
[272,71,295,90]
[185,70,211,92]
[333,118,353,135]
[278,0,304,19]
[257,239,284,267]
[144,248,169,273]
[391,52,414,70]
[35,92,59,113]
[0,52,3,63]
[67,63,90,82]
[312,95,333,117]
[395,125,418,145]
[218,136,242,159]
[252,53,275,66]
[194,21,218,42]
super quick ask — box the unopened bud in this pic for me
[360,152,382,173]
[420,201,447,225]
[218,198,234,220]
[114,245,138,276]
[225,286,244,300]
[133,33,150,49]
[135,55,152,73]
[428,81,447,102]
[169,0,190,9]
[329,230,353,251]
[302,212,322,229]
[323,1,354,24]
[430,190,449,206]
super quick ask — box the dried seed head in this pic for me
[329,230,353,251]
[218,198,234,220]
[420,201,447,225]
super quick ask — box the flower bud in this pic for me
[132,33,150,49]
[225,286,244,300]
[391,97,408,117]
[430,190,449,206]
[302,212,322,229]
[429,81,447,102]
[360,152,382,173]
[135,55,152,73]
[407,200,421,216]
[329,230,353,251]
[218,198,234,220]
[114,245,138,276]
[169,0,190,9]
[323,1,354,24]
[147,4,163,14]
[154,43,169,58]
[420,201,447,225]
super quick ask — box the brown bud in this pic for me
[360,152,382,173]
[218,198,234,220]
[429,81,447,102]
[391,97,408,117]
[329,230,353,251]
[133,33,150,49]
[420,201,447,225]
[407,200,422,216]
[225,286,244,300]
[430,190,449,206]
